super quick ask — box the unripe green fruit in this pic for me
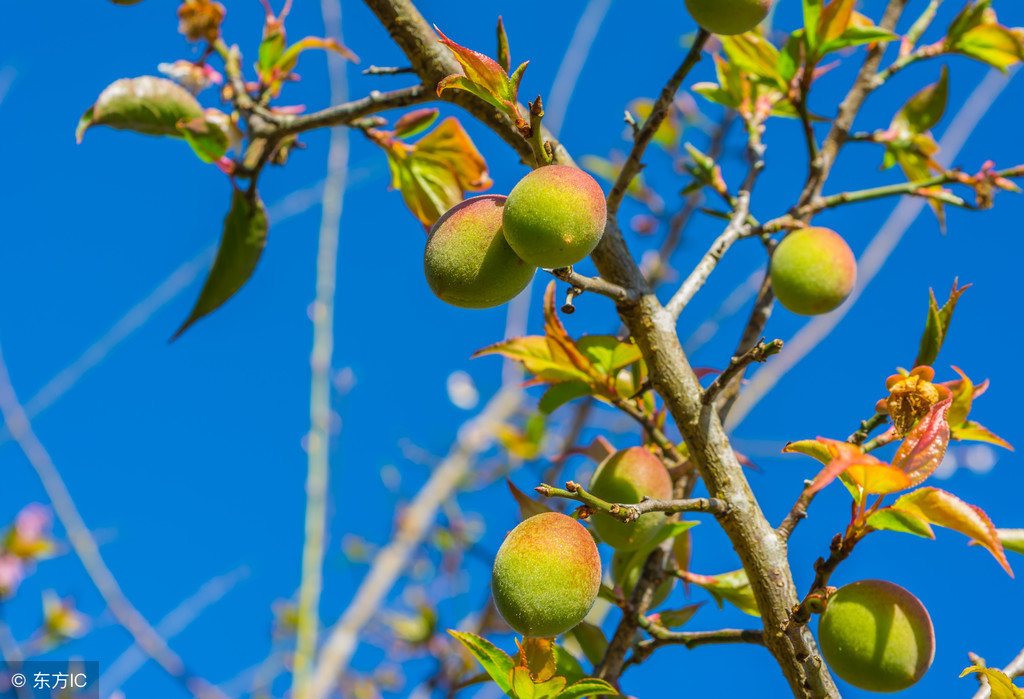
[685,0,772,35]
[424,195,536,309]
[502,165,607,269]
[770,227,857,315]
[491,512,602,637]
[818,580,935,693]
[588,447,673,551]
[611,551,676,608]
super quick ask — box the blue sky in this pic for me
[1,0,1022,697]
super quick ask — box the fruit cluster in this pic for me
[424,165,607,309]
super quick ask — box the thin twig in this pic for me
[101,567,248,693]
[536,481,728,520]
[276,85,430,136]
[702,339,783,406]
[607,29,711,215]
[292,3,350,695]
[547,267,638,304]
[0,344,226,699]
[308,389,521,698]
[362,65,415,76]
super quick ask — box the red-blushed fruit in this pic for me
[770,227,857,315]
[611,550,676,608]
[501,165,607,269]
[685,0,772,35]
[817,580,935,693]
[424,195,536,309]
[491,512,602,637]
[588,447,673,551]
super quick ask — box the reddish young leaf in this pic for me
[891,397,952,486]
[889,487,1013,575]
[392,108,440,139]
[435,26,528,123]
[542,282,593,378]
[473,336,591,383]
[496,16,511,73]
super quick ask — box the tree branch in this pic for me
[536,481,728,520]
[547,266,639,305]
[0,344,227,699]
[309,389,521,698]
[292,2,349,694]
[607,29,711,215]
[702,339,783,406]
[276,85,431,136]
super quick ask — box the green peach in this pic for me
[685,0,772,35]
[770,227,857,315]
[611,551,676,608]
[423,195,536,309]
[818,579,935,693]
[501,165,607,269]
[588,447,673,551]
[491,512,602,638]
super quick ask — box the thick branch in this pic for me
[359,1,838,693]
[607,30,711,215]
[536,481,728,520]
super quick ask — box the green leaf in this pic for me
[893,67,949,136]
[177,115,229,163]
[918,280,969,368]
[506,479,553,520]
[803,0,824,53]
[496,16,511,73]
[449,630,515,695]
[76,76,203,143]
[558,678,621,699]
[954,420,1014,450]
[888,487,1013,575]
[539,381,593,415]
[574,336,642,376]
[777,32,804,83]
[656,602,705,629]
[818,26,898,55]
[950,24,1024,71]
[960,666,1024,698]
[866,508,935,538]
[258,30,286,75]
[173,190,269,339]
[614,522,699,604]
[510,666,536,699]
[553,645,586,685]
[687,569,760,617]
[567,622,607,668]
